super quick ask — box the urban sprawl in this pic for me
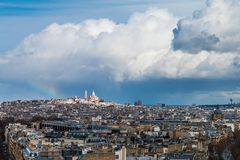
[0,91,240,160]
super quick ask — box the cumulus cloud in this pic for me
[0,1,240,85]
[173,0,240,53]
[0,9,178,82]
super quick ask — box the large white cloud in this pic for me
[173,0,240,53]
[0,1,240,83]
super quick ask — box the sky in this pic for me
[0,0,240,105]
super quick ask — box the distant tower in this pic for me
[84,90,88,99]
[230,98,233,105]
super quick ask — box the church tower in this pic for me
[84,90,88,99]
[92,90,96,97]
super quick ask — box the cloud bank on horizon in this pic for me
[0,0,240,102]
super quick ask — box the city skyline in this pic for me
[0,0,240,104]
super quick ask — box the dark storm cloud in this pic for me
[173,24,220,53]
[172,0,240,53]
